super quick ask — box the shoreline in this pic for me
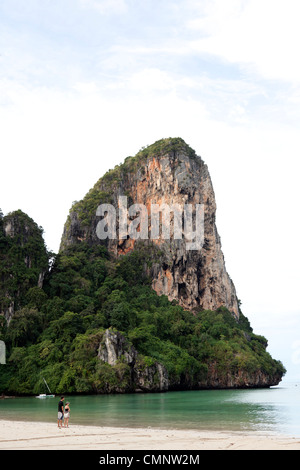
[0,419,300,450]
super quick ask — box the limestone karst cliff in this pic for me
[0,139,286,395]
[60,138,239,319]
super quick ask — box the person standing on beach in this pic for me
[57,396,64,428]
[64,402,70,428]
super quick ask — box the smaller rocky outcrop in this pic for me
[98,328,137,366]
[98,328,169,392]
[0,210,49,324]
[134,357,169,392]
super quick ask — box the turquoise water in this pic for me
[0,381,300,437]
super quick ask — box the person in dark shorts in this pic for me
[57,396,64,428]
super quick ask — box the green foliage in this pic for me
[0,214,286,395]
[5,308,44,347]
[71,190,112,227]
[100,138,197,187]
[0,210,50,316]
[134,137,197,162]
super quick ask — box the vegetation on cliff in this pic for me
[0,139,286,393]
[0,210,50,321]
[61,137,198,238]
[0,225,286,394]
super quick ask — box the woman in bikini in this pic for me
[64,402,70,428]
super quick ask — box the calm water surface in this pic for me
[1,381,299,436]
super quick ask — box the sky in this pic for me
[0,0,300,381]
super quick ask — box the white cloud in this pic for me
[128,68,175,92]
[186,0,300,82]
[108,68,178,94]
[78,0,128,14]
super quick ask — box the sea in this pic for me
[1,380,300,437]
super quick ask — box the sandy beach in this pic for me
[0,419,299,450]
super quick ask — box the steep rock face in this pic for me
[198,363,282,389]
[60,138,239,318]
[98,329,169,392]
[98,328,137,366]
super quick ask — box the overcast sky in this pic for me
[1,0,299,380]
